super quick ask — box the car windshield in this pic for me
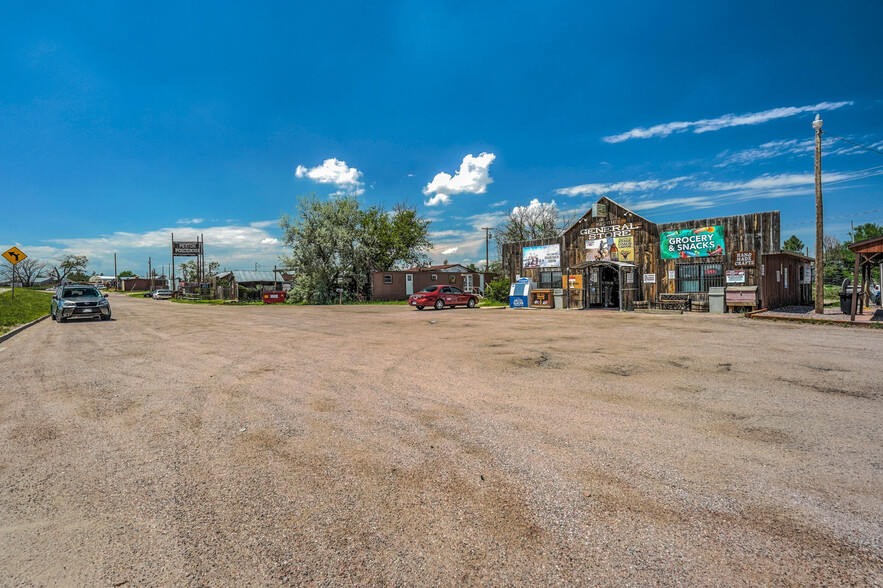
[418,286,439,293]
[63,287,100,298]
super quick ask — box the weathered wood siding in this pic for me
[501,197,783,311]
[501,236,564,283]
[760,252,813,309]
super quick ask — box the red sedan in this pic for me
[409,285,478,310]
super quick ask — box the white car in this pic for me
[152,289,172,300]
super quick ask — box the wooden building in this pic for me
[502,197,790,310]
[371,264,495,301]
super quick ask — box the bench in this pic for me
[656,293,692,312]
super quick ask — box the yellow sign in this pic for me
[566,274,583,289]
[615,236,634,262]
[2,246,26,265]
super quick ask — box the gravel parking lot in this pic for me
[1,294,881,586]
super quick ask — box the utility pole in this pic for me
[481,227,491,272]
[812,114,824,314]
[114,253,118,291]
[149,257,153,292]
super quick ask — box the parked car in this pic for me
[408,285,478,310]
[50,284,112,322]
[152,289,172,300]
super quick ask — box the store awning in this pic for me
[568,260,637,270]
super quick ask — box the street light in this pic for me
[812,114,824,314]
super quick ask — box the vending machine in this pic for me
[509,278,533,308]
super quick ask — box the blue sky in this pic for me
[3,1,882,275]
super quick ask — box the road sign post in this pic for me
[2,247,28,302]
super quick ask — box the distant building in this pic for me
[371,264,496,301]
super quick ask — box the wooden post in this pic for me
[813,115,824,314]
[850,250,860,321]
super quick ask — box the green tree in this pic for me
[280,195,432,303]
[118,270,136,278]
[782,235,805,253]
[50,254,88,284]
[842,223,883,280]
[483,277,511,303]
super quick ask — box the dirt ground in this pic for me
[1,294,881,586]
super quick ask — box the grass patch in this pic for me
[0,289,53,335]
[126,291,152,298]
[479,300,507,307]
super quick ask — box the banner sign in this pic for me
[660,226,725,259]
[733,250,755,267]
[522,244,560,268]
[586,236,635,262]
[726,270,746,284]
[173,241,202,256]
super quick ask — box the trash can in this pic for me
[553,288,564,309]
[709,286,726,314]
[839,291,854,314]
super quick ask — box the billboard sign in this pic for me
[522,244,560,268]
[173,241,202,256]
[586,235,634,262]
[660,226,725,259]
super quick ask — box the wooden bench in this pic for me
[656,293,692,312]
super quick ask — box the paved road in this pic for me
[1,294,881,585]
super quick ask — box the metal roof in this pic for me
[228,270,282,283]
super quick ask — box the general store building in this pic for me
[502,197,811,311]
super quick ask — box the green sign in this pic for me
[660,226,725,259]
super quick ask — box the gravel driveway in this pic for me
[1,294,880,586]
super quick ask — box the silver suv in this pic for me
[51,284,112,322]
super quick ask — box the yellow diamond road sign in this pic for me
[2,246,27,265]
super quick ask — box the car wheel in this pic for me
[467,298,476,308]
[434,299,444,310]
[57,314,66,323]
[416,305,424,310]
[100,312,111,321]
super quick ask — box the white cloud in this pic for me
[424,193,451,207]
[442,246,458,255]
[423,152,496,206]
[490,200,508,208]
[430,230,466,239]
[512,198,556,216]
[295,158,365,196]
[555,177,691,197]
[24,222,286,275]
[603,101,853,143]
[625,197,718,212]
[176,218,204,225]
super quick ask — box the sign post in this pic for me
[2,246,27,301]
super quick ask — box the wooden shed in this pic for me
[759,251,814,310]
[502,197,782,311]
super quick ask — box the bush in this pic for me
[238,286,261,302]
[484,277,510,303]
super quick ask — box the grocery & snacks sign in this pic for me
[660,226,725,259]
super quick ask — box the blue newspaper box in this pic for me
[509,278,532,308]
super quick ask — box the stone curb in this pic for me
[0,314,50,344]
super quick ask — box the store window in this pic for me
[676,262,723,292]
[431,274,437,281]
[383,274,393,284]
[538,271,563,289]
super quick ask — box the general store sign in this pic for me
[660,226,725,259]
[579,222,638,238]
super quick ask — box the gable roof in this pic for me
[563,196,654,235]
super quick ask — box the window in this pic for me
[383,274,392,284]
[450,287,463,294]
[676,262,723,292]
[538,271,563,289]
[431,274,437,281]
[442,286,452,293]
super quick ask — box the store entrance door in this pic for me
[586,264,619,309]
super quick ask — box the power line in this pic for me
[781,208,882,229]
[821,131,883,157]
